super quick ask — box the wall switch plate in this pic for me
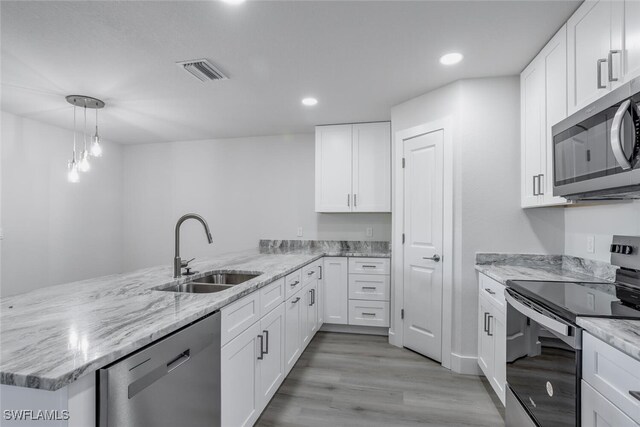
[366,227,373,237]
[586,235,595,254]
[297,227,303,237]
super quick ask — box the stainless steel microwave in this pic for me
[552,76,640,200]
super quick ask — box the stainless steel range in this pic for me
[504,235,640,427]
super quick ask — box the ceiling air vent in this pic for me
[176,59,228,82]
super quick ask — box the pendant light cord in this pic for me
[73,105,77,160]
[83,104,88,150]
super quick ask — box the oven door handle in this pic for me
[505,291,570,337]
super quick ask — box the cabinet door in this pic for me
[542,25,570,206]
[521,58,544,208]
[567,0,620,113]
[257,303,285,411]
[300,284,311,349]
[323,257,348,325]
[624,0,640,83]
[221,321,261,427]
[477,293,494,378]
[307,281,318,339]
[352,122,391,212]
[582,380,637,427]
[317,263,324,327]
[491,310,506,406]
[315,125,353,212]
[284,293,302,374]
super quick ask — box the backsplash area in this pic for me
[259,239,390,255]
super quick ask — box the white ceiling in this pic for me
[1,0,581,145]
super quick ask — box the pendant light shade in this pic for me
[65,95,105,181]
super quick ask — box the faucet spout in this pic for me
[174,213,213,278]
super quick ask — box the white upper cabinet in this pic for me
[315,124,353,212]
[624,0,640,83]
[567,0,625,114]
[315,122,391,213]
[521,25,569,208]
[352,122,391,212]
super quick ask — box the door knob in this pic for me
[423,255,441,262]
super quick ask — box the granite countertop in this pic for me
[1,244,390,392]
[578,317,640,362]
[475,253,617,285]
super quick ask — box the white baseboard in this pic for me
[388,330,402,347]
[450,352,482,375]
[320,323,388,336]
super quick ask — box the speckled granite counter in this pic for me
[475,253,617,285]
[578,317,640,362]
[1,244,390,391]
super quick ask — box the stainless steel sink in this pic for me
[154,271,262,294]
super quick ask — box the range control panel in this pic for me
[611,235,640,270]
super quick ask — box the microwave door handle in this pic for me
[610,99,632,170]
[505,291,569,337]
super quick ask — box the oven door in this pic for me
[505,289,581,427]
[552,83,640,199]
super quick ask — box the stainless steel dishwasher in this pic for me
[99,312,221,427]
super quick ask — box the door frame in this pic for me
[389,117,454,370]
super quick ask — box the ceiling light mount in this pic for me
[65,95,105,109]
[302,97,318,106]
[439,52,464,66]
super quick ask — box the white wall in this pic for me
[0,111,123,297]
[122,134,391,271]
[390,77,566,370]
[564,201,640,262]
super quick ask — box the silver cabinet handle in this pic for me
[292,297,300,304]
[263,330,269,355]
[597,58,607,89]
[307,270,315,276]
[487,315,493,336]
[318,265,322,279]
[257,335,264,360]
[423,255,441,262]
[347,193,350,207]
[484,288,496,295]
[362,312,376,317]
[483,312,489,333]
[537,174,544,195]
[309,289,314,306]
[354,194,357,207]
[532,175,537,196]
[610,99,633,170]
[629,391,640,402]
[608,50,621,82]
[362,264,377,268]
[311,288,315,305]
[290,280,300,287]
[362,286,377,290]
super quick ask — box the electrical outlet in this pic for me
[586,235,595,254]
[366,227,373,237]
[297,227,303,237]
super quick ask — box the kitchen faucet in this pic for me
[174,213,213,278]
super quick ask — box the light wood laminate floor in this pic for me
[256,332,505,427]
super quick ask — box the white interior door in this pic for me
[402,129,444,362]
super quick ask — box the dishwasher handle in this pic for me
[167,349,191,373]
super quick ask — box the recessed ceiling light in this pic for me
[221,0,245,5]
[302,97,318,106]
[439,52,464,65]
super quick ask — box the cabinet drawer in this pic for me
[582,380,637,427]
[260,278,285,317]
[302,261,320,285]
[285,269,303,300]
[348,300,389,327]
[478,273,505,312]
[221,291,261,345]
[348,258,390,275]
[348,274,390,301]
[583,332,640,424]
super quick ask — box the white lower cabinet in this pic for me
[257,304,286,408]
[284,289,303,374]
[323,257,349,324]
[476,273,506,406]
[582,380,637,427]
[221,321,262,427]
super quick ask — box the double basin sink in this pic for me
[156,272,262,294]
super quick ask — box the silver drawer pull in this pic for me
[362,286,377,290]
[361,265,377,268]
[362,312,376,317]
[290,280,300,287]
[307,271,315,276]
[484,288,496,295]
[630,391,640,402]
[292,297,300,304]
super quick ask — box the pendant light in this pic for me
[78,106,91,172]
[91,107,102,157]
[65,95,105,183]
[67,106,80,183]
